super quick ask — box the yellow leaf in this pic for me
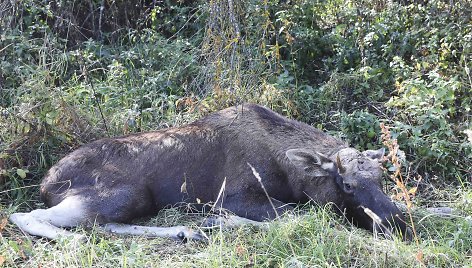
[416,250,423,263]
[0,217,6,232]
[0,255,4,266]
[408,187,418,195]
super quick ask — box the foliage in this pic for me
[340,110,381,150]
[387,70,470,180]
[0,0,205,205]
[262,0,471,182]
[2,0,470,183]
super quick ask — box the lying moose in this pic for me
[10,103,409,241]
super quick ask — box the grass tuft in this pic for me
[1,205,470,267]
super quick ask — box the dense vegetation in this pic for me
[1,0,470,267]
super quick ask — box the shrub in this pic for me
[341,110,381,150]
[265,0,471,182]
[387,70,471,181]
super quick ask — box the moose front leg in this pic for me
[203,194,294,230]
[227,195,294,221]
[202,214,268,230]
[103,223,206,242]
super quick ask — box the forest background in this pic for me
[0,0,470,267]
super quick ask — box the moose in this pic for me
[10,103,409,241]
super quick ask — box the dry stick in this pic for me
[361,206,393,238]
[0,43,13,54]
[0,180,72,194]
[98,0,105,41]
[247,162,298,257]
[247,163,279,218]
[211,177,227,215]
[396,168,420,244]
[88,0,95,35]
[80,58,109,135]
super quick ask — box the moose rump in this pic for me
[9,103,409,241]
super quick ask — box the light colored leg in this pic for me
[203,215,269,229]
[103,223,206,241]
[9,196,87,241]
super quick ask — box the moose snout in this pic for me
[374,217,412,241]
[375,213,411,241]
[360,205,411,241]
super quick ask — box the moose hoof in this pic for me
[176,228,206,242]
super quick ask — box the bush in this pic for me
[261,0,471,182]
[0,1,205,204]
[387,70,471,181]
[1,0,470,204]
[341,110,382,150]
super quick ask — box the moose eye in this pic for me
[344,183,353,192]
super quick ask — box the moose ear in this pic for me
[285,148,336,176]
[362,148,385,161]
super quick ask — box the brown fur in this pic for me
[37,103,407,237]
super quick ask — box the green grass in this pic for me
[1,198,471,267]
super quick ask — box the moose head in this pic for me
[286,147,410,240]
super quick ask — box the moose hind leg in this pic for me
[9,196,88,240]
